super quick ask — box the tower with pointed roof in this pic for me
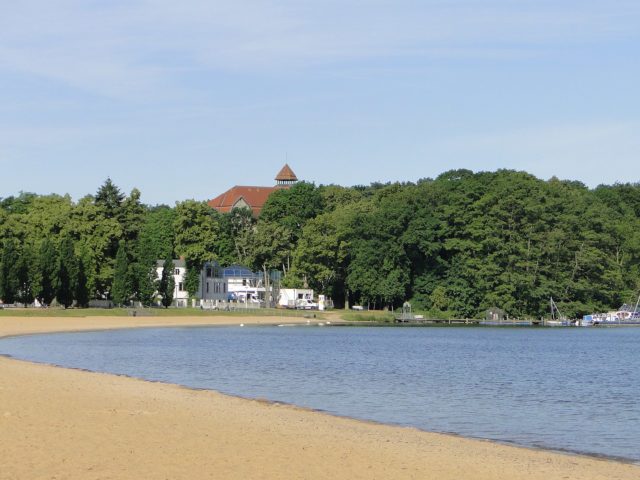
[275,164,298,186]
[208,165,300,217]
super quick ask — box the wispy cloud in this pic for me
[1,1,638,98]
[1,1,638,203]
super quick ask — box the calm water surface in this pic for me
[2,326,639,462]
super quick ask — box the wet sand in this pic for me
[1,315,638,480]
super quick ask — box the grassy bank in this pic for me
[0,307,317,319]
[339,310,395,323]
[0,306,402,323]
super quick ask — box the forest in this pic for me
[1,169,639,319]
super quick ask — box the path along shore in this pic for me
[1,315,638,480]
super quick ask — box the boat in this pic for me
[582,295,640,326]
[547,297,574,326]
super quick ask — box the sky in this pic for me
[1,0,639,205]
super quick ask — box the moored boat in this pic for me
[583,295,640,326]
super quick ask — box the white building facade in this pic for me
[155,259,189,307]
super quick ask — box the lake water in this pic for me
[1,325,639,462]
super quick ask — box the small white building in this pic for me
[278,288,314,309]
[156,259,189,307]
[156,261,261,308]
[223,265,266,305]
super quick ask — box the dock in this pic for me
[393,302,545,326]
[394,316,544,326]
[395,316,480,325]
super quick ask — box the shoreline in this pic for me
[1,316,639,479]
[2,342,639,467]
[6,352,638,467]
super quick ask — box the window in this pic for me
[206,283,209,293]
[206,267,213,278]
[175,268,180,275]
[178,282,184,292]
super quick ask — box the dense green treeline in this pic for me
[1,170,639,318]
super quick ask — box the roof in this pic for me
[207,185,284,216]
[156,259,186,268]
[275,164,298,182]
[223,265,260,278]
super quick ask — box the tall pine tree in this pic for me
[132,261,156,307]
[111,241,130,306]
[0,238,19,304]
[75,258,89,308]
[158,257,175,308]
[15,249,35,307]
[95,178,125,219]
[36,239,58,306]
[57,236,77,308]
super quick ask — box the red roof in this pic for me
[275,164,298,182]
[208,185,285,216]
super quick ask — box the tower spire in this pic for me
[275,164,298,186]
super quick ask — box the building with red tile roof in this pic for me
[208,165,298,216]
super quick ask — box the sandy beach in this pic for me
[1,315,638,480]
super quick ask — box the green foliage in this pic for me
[95,178,125,219]
[75,258,90,308]
[3,172,640,318]
[227,207,257,266]
[121,188,145,244]
[132,205,174,306]
[0,192,38,214]
[340,311,395,323]
[131,261,157,307]
[183,262,201,298]
[214,214,237,266]
[158,257,176,308]
[56,236,77,308]
[83,181,148,298]
[111,241,130,306]
[36,239,58,306]
[290,214,344,293]
[174,200,220,265]
[260,182,323,239]
[138,206,176,261]
[15,245,36,307]
[69,195,122,298]
[174,200,221,297]
[289,201,365,303]
[0,238,19,303]
[252,220,294,272]
[318,185,363,213]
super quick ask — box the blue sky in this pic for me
[1,0,638,205]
